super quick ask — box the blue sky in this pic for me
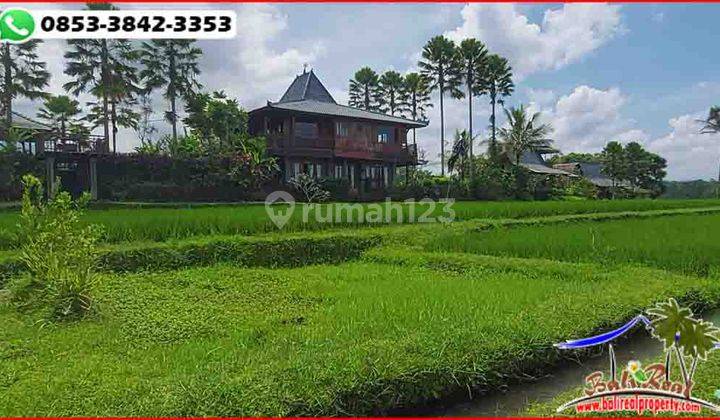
[12,3,720,180]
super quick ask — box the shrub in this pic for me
[9,175,103,320]
[289,174,330,203]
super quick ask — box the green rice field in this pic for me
[1,198,718,249]
[425,213,720,276]
[2,199,720,416]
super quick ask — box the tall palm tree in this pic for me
[64,3,139,153]
[457,39,488,169]
[700,106,720,193]
[0,40,50,129]
[448,129,471,179]
[498,105,552,166]
[377,70,407,116]
[37,95,82,140]
[349,67,380,111]
[419,35,464,176]
[403,72,433,148]
[480,54,514,161]
[140,40,203,143]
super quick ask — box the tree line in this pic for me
[348,35,514,177]
[1,4,202,154]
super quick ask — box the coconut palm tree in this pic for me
[403,72,432,148]
[419,35,464,176]
[498,105,552,166]
[349,67,380,111]
[480,54,514,161]
[377,70,407,116]
[37,95,82,140]
[63,3,140,153]
[457,39,488,170]
[0,40,50,129]
[140,40,203,143]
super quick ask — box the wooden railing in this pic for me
[40,135,108,154]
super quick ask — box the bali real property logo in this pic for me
[555,298,720,415]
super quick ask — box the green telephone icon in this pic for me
[0,8,35,43]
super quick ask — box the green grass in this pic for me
[425,213,720,277]
[1,199,718,249]
[1,250,718,416]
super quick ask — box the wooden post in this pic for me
[89,157,98,200]
[45,156,55,198]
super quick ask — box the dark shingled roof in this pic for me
[253,69,427,128]
[519,150,573,175]
[551,161,632,188]
[279,70,336,104]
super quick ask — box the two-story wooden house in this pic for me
[249,70,427,195]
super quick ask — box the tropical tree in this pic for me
[63,3,140,153]
[700,106,720,133]
[377,70,407,116]
[700,106,720,193]
[448,129,471,179]
[601,141,626,191]
[457,38,488,168]
[0,40,50,129]
[135,93,158,152]
[480,54,514,160]
[37,95,82,140]
[403,73,433,148]
[140,40,203,143]
[419,35,464,176]
[83,72,140,153]
[348,67,380,111]
[498,105,553,166]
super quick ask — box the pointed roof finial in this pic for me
[303,63,308,74]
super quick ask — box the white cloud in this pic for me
[530,85,719,180]
[532,85,642,152]
[213,4,324,107]
[445,3,622,79]
[645,113,720,180]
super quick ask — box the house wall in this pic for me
[250,110,410,192]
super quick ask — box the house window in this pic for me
[292,162,301,178]
[335,122,349,137]
[295,121,319,139]
[377,126,394,143]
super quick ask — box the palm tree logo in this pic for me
[648,298,720,396]
[555,298,720,413]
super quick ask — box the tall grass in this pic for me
[1,251,718,416]
[0,199,717,249]
[426,213,720,276]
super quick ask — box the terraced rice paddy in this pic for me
[1,199,720,416]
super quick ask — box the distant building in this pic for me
[518,148,574,176]
[249,69,426,196]
[553,161,635,197]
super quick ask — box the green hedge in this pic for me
[0,231,382,286]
